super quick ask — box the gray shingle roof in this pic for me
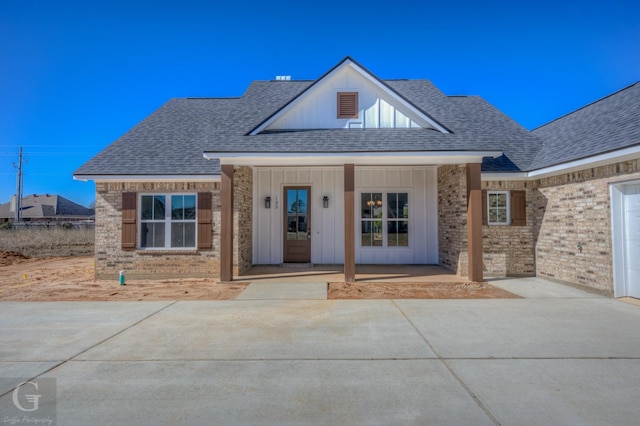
[76,60,636,178]
[0,194,94,220]
[530,82,640,170]
[75,77,542,176]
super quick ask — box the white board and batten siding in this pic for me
[253,167,345,265]
[252,166,438,265]
[265,65,430,131]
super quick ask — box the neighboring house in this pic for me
[74,57,640,298]
[0,194,94,224]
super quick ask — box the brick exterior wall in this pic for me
[481,181,536,277]
[94,181,219,280]
[94,159,638,293]
[438,165,467,273]
[438,166,536,278]
[233,166,253,276]
[436,159,639,292]
[533,160,640,294]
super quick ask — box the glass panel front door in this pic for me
[283,187,311,263]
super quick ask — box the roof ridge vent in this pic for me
[275,75,291,81]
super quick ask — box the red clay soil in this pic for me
[1,251,519,301]
[328,281,521,299]
[0,253,247,301]
[0,251,31,267]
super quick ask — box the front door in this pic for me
[284,186,311,263]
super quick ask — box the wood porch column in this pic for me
[220,164,234,282]
[344,164,356,282]
[466,163,484,282]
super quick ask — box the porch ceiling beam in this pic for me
[204,151,502,167]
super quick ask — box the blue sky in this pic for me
[1,0,638,208]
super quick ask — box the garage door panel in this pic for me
[623,188,640,298]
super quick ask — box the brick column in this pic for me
[344,164,355,282]
[466,163,483,282]
[220,164,234,282]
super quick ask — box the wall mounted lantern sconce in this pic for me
[264,196,271,209]
[323,196,329,208]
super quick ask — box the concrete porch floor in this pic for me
[238,264,464,283]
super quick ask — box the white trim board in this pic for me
[204,151,502,167]
[482,145,640,181]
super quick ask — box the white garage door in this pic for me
[623,185,640,298]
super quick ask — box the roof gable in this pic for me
[250,57,450,134]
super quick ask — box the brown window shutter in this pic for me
[510,190,526,226]
[337,92,358,118]
[197,192,213,250]
[121,192,137,250]
[482,190,488,226]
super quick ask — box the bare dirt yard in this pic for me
[1,251,520,301]
[328,281,520,299]
[0,252,247,301]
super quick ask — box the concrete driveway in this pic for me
[1,277,640,425]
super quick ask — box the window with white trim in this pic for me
[360,192,409,247]
[140,194,197,248]
[487,191,510,225]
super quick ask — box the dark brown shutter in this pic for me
[121,192,137,250]
[197,192,213,250]
[510,190,526,226]
[482,190,488,226]
[337,92,358,118]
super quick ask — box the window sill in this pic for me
[135,249,200,256]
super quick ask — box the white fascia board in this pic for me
[481,172,529,181]
[204,151,502,167]
[73,175,220,182]
[527,145,640,179]
[346,61,450,134]
[481,144,640,181]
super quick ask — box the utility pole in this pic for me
[14,146,23,223]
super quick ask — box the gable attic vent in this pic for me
[337,92,358,119]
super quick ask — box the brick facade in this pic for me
[437,159,640,293]
[94,159,638,294]
[534,160,640,294]
[438,165,467,273]
[481,180,536,277]
[438,166,536,279]
[94,181,219,280]
[233,166,253,276]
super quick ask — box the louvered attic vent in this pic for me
[337,92,358,118]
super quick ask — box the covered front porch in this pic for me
[239,264,463,283]
[208,152,498,284]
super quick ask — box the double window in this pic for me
[140,194,197,248]
[360,192,409,247]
